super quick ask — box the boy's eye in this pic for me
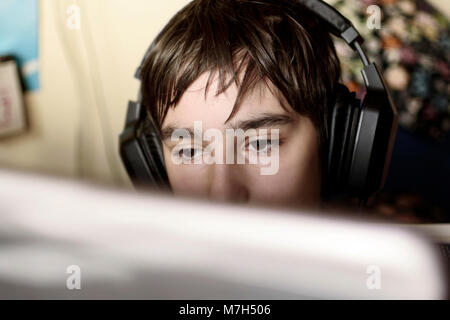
[178,147,202,160]
[247,138,277,153]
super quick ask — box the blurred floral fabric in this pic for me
[330,0,450,141]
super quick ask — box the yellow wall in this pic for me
[0,0,448,187]
[0,0,191,186]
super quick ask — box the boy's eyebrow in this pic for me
[160,126,198,141]
[227,113,296,131]
[160,113,296,141]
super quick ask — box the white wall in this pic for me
[0,0,448,187]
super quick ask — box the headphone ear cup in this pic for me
[119,99,171,189]
[324,84,360,197]
[139,116,171,188]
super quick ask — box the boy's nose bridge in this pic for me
[203,131,243,165]
[207,163,249,203]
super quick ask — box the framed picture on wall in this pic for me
[0,56,27,138]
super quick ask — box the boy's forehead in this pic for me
[162,71,290,130]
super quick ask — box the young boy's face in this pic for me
[160,71,322,208]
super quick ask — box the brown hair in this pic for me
[140,0,341,148]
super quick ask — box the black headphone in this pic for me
[119,0,398,201]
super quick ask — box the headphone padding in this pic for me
[325,83,359,196]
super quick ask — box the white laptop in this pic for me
[0,169,447,299]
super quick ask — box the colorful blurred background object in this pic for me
[331,0,449,141]
[329,0,450,221]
